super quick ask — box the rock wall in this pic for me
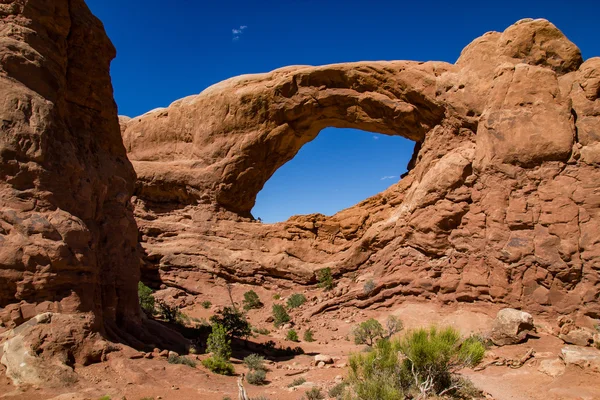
[124,19,600,317]
[0,0,141,338]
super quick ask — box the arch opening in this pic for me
[251,127,416,223]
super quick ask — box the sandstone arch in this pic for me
[123,19,600,318]
[123,61,449,216]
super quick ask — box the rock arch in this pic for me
[123,19,600,317]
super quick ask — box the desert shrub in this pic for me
[353,318,384,346]
[156,300,187,324]
[304,387,324,400]
[138,282,155,315]
[244,354,267,371]
[202,356,235,375]
[347,326,485,399]
[252,326,270,335]
[353,317,403,346]
[246,369,267,385]
[287,293,307,309]
[317,268,334,291]
[97,396,111,400]
[288,377,306,387]
[210,307,251,339]
[222,397,232,400]
[385,315,403,338]
[201,300,212,309]
[272,304,290,327]
[303,328,315,342]
[273,293,281,300]
[328,382,348,399]
[363,280,376,296]
[286,329,299,342]
[206,323,232,360]
[167,354,196,368]
[243,290,263,310]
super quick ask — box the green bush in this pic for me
[156,300,187,325]
[273,293,281,300]
[206,323,232,360]
[304,387,324,400]
[243,290,263,310]
[347,326,485,399]
[328,382,348,399]
[317,268,334,291]
[167,354,196,368]
[138,282,155,315]
[272,304,290,327]
[244,354,266,371]
[287,293,307,309]
[210,307,251,339]
[353,316,403,346]
[353,318,384,346]
[363,280,376,296]
[286,329,299,342]
[303,328,315,342]
[202,356,235,375]
[201,300,212,309]
[287,377,306,387]
[246,369,267,385]
[252,326,270,335]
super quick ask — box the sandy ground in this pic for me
[1,280,599,400]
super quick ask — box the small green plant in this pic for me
[353,318,384,346]
[201,300,212,309]
[304,387,324,400]
[353,316,403,346]
[167,354,197,368]
[272,304,291,327]
[246,369,267,385]
[328,382,348,399]
[347,326,485,399]
[273,293,281,300]
[303,328,315,342]
[243,290,263,310]
[222,397,232,400]
[363,279,376,296]
[138,282,155,315]
[97,396,111,400]
[206,323,232,360]
[252,326,270,335]
[287,293,307,309]
[202,356,235,375]
[317,268,334,291]
[287,377,306,387]
[156,300,187,324]
[244,354,267,371]
[287,329,299,342]
[210,307,251,339]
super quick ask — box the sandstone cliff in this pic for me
[122,19,600,317]
[0,0,144,359]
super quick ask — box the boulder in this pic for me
[559,328,594,347]
[560,345,600,372]
[491,308,535,346]
[314,354,334,365]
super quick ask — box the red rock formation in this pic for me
[0,0,141,338]
[123,19,600,318]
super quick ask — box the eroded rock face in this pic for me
[122,19,600,317]
[0,0,141,336]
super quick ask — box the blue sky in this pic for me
[87,0,600,222]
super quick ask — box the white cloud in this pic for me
[232,25,248,41]
[372,136,379,140]
[380,175,397,181]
